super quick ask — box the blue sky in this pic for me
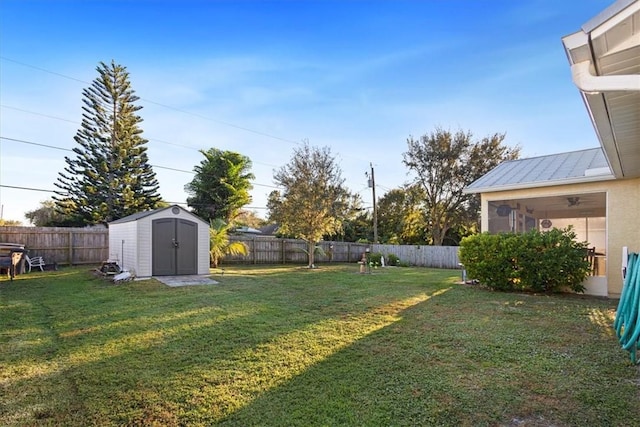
[0,0,614,223]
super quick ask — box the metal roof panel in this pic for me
[465,148,612,193]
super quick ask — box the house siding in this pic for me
[607,178,640,296]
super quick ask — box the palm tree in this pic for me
[209,219,249,268]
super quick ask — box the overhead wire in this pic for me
[0,56,377,215]
[0,56,301,146]
[0,136,281,194]
[0,104,280,167]
[0,56,374,164]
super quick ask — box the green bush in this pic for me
[367,252,383,267]
[459,227,590,293]
[386,253,400,266]
[459,232,520,291]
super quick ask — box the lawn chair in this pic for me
[26,255,45,272]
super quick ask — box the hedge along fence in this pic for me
[0,226,109,265]
[225,235,461,269]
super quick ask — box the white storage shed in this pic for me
[108,205,210,278]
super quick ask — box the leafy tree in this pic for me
[209,219,249,268]
[0,219,22,226]
[377,185,428,244]
[234,210,266,229]
[326,195,370,242]
[185,148,254,223]
[403,128,520,245]
[347,210,374,243]
[25,200,75,226]
[53,61,161,225]
[267,142,351,267]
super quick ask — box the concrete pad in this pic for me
[154,275,219,287]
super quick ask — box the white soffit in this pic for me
[562,0,640,179]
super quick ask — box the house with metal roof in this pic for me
[465,0,640,298]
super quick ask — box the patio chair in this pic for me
[26,255,45,272]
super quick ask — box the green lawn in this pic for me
[1,264,638,426]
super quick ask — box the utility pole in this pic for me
[368,163,378,243]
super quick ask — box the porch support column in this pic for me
[480,194,489,232]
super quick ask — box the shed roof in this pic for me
[109,205,208,225]
[464,148,614,194]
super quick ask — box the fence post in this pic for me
[282,239,285,264]
[252,237,257,265]
[68,231,73,266]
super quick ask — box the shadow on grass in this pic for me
[3,265,633,426]
[216,288,636,427]
[1,265,456,425]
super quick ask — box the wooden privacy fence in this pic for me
[0,226,108,265]
[225,236,370,264]
[226,236,460,269]
[0,226,460,269]
[372,243,460,269]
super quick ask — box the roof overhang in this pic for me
[562,0,640,179]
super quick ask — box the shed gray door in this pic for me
[152,218,198,276]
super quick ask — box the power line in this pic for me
[1,104,79,124]
[1,136,71,152]
[0,184,56,193]
[0,186,271,212]
[0,104,281,168]
[141,98,300,145]
[0,136,281,189]
[0,57,376,170]
[0,57,88,84]
[0,56,301,146]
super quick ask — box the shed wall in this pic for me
[108,221,138,271]
[136,218,153,277]
[197,222,210,275]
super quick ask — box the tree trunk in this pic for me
[307,241,316,268]
[431,227,444,246]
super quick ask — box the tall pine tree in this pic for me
[54,61,161,225]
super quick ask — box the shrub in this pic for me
[386,253,400,266]
[368,252,383,267]
[459,227,590,293]
[459,232,521,291]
